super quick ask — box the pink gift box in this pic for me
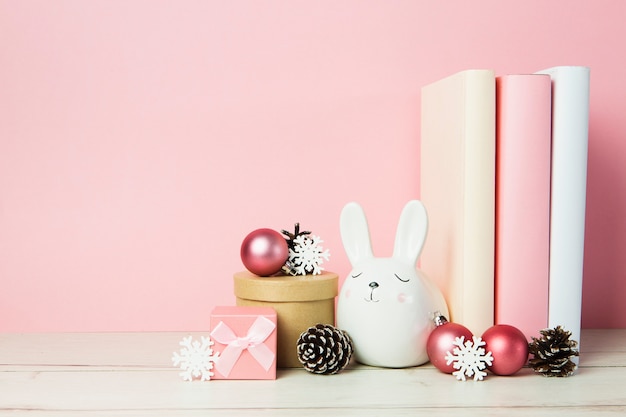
[210,306,277,380]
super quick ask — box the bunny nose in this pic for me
[369,281,379,289]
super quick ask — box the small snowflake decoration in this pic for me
[289,234,330,275]
[445,335,494,381]
[172,336,219,381]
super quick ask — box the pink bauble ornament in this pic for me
[426,314,474,374]
[481,324,529,376]
[241,228,289,276]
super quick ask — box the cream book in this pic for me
[536,66,590,357]
[420,69,495,335]
[495,74,552,340]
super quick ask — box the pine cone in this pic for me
[528,326,579,377]
[281,223,311,251]
[296,324,353,375]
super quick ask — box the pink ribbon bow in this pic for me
[210,316,276,377]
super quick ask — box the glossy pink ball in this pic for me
[427,322,474,374]
[240,228,288,276]
[482,324,529,376]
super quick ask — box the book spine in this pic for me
[495,74,552,340]
[537,66,590,357]
[463,70,496,335]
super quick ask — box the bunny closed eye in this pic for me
[395,274,410,283]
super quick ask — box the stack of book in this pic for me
[419,67,590,356]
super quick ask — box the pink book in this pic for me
[495,74,551,340]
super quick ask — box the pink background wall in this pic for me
[1,0,624,332]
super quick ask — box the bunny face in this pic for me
[336,201,448,368]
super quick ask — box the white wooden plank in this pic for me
[2,407,626,417]
[0,332,190,367]
[1,366,625,411]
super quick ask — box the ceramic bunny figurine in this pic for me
[336,200,448,368]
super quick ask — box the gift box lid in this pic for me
[234,271,338,302]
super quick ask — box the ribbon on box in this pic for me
[210,315,276,377]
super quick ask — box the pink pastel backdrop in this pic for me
[1,0,624,331]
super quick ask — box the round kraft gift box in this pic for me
[234,270,338,368]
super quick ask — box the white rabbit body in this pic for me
[336,200,448,368]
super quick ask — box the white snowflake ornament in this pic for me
[172,336,219,381]
[445,335,494,381]
[289,234,330,275]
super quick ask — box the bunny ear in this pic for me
[340,202,374,266]
[392,200,428,266]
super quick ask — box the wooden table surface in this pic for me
[1,329,625,416]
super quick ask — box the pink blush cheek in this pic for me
[397,293,413,304]
[344,289,351,299]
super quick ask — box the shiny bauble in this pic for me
[481,324,529,376]
[240,228,289,276]
[427,320,474,373]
